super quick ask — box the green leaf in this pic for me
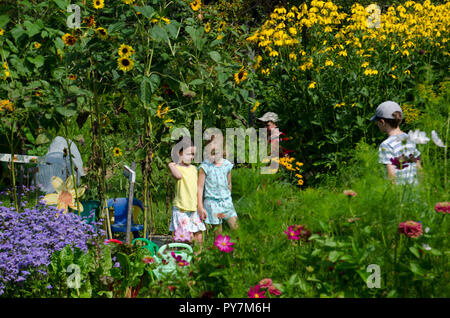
[189,79,204,86]
[27,55,45,68]
[150,25,169,42]
[53,0,70,10]
[409,262,425,276]
[56,106,77,117]
[165,21,180,39]
[24,20,43,37]
[11,25,26,43]
[35,132,52,145]
[328,251,341,263]
[137,5,155,18]
[209,51,221,63]
[409,246,420,259]
[0,15,10,29]
[140,74,160,104]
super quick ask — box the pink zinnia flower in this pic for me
[248,284,266,298]
[173,228,192,242]
[268,285,282,296]
[142,256,155,264]
[171,251,189,267]
[398,220,423,238]
[259,278,273,289]
[435,202,450,214]
[214,234,235,253]
[343,189,357,197]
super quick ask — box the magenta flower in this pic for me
[398,220,423,238]
[173,228,192,242]
[248,284,266,298]
[284,225,301,240]
[171,251,189,267]
[434,202,449,214]
[214,234,235,253]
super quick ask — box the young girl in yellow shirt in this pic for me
[168,137,206,250]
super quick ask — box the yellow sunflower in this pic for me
[68,74,77,80]
[234,67,248,84]
[117,56,134,72]
[96,27,108,40]
[93,0,104,9]
[62,33,77,46]
[122,0,135,4]
[156,104,169,118]
[43,175,85,214]
[190,0,201,11]
[34,42,41,49]
[204,22,211,33]
[118,44,135,57]
[0,28,4,36]
[113,147,123,157]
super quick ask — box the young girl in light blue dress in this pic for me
[197,137,238,234]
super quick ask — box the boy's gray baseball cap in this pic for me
[370,101,403,121]
[258,112,279,123]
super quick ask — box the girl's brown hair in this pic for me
[382,111,403,128]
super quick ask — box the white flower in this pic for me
[408,129,430,144]
[425,227,430,233]
[422,243,432,251]
[431,130,446,148]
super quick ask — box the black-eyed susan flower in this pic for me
[234,67,247,85]
[62,33,77,46]
[218,21,226,32]
[308,81,316,89]
[93,0,104,10]
[117,57,134,72]
[96,27,108,40]
[113,147,123,157]
[68,74,77,80]
[118,44,135,58]
[35,91,42,97]
[34,42,41,49]
[83,16,96,28]
[190,0,201,11]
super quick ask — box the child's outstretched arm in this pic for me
[197,168,207,220]
[227,171,232,192]
[168,162,182,180]
[386,164,396,183]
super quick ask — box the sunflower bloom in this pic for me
[157,104,169,119]
[308,81,316,89]
[190,0,201,11]
[34,42,41,49]
[118,44,135,57]
[93,0,104,9]
[0,29,4,36]
[43,176,85,214]
[117,57,134,72]
[121,0,135,4]
[234,67,248,84]
[0,99,14,112]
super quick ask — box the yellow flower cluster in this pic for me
[246,1,449,78]
[156,104,169,119]
[2,61,10,80]
[401,103,421,124]
[274,156,305,186]
[0,99,14,112]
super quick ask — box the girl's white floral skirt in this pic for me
[169,206,206,233]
